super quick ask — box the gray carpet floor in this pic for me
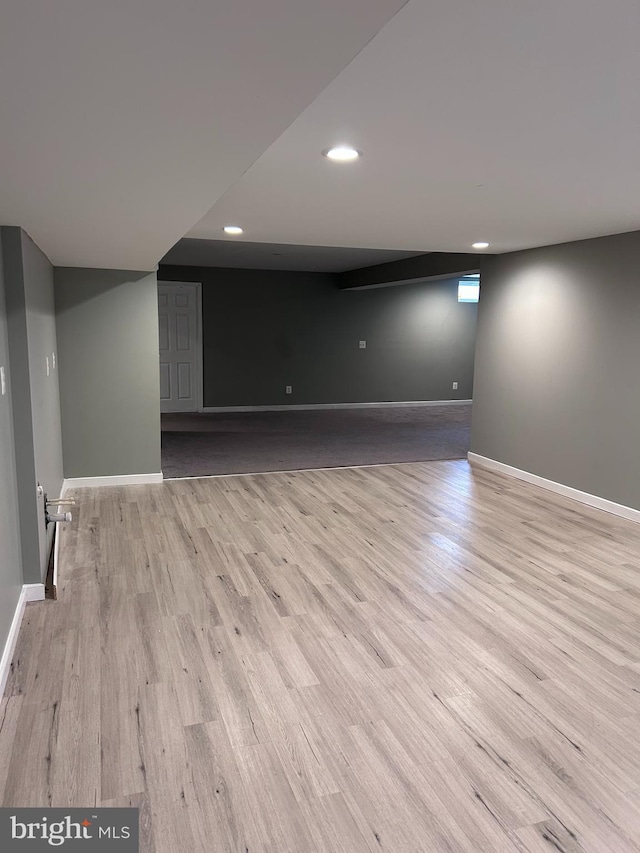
[161,405,472,478]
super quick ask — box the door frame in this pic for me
[158,280,204,413]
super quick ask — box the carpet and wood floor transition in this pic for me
[3,460,640,852]
[161,404,472,477]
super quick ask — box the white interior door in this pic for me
[158,282,201,413]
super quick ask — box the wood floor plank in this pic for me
[50,626,101,807]
[0,695,23,803]
[183,720,253,853]
[136,681,199,853]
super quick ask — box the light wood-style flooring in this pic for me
[2,460,640,852]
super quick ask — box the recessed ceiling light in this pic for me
[472,241,489,249]
[223,225,243,235]
[322,146,361,162]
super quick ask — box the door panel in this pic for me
[158,313,169,351]
[158,282,200,413]
[177,362,192,399]
[159,362,171,400]
[176,313,190,350]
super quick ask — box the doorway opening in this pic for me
[158,281,203,414]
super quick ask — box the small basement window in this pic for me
[458,279,480,303]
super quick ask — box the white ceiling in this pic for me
[190,0,640,255]
[0,0,407,269]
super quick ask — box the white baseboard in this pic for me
[201,400,472,414]
[468,452,640,524]
[23,583,45,602]
[0,583,45,699]
[52,518,61,593]
[62,472,163,490]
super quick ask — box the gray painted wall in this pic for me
[160,266,478,407]
[22,230,64,507]
[54,268,161,478]
[0,235,24,657]
[471,229,640,510]
[1,227,63,583]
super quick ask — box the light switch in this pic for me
[0,366,5,396]
[359,340,367,349]
[52,352,56,370]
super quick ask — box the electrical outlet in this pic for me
[52,352,56,370]
[46,356,50,376]
[452,381,458,390]
[285,385,292,394]
[0,366,5,396]
[359,340,367,349]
